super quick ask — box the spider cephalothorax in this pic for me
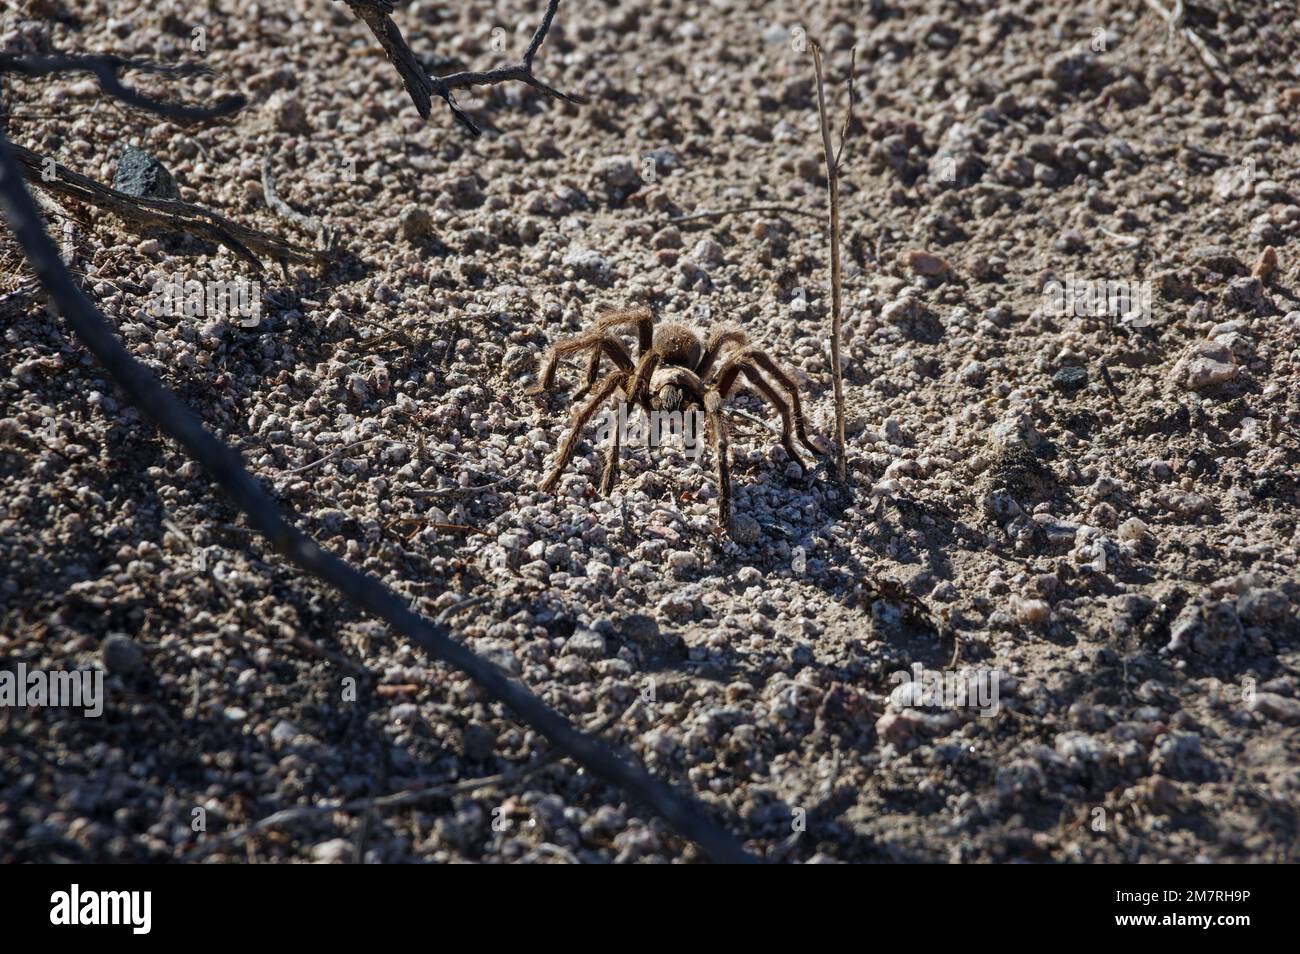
[528,306,820,529]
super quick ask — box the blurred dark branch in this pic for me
[0,53,245,123]
[0,130,753,867]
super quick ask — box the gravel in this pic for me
[1,0,1297,865]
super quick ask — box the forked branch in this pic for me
[11,143,325,270]
[341,0,582,135]
[2,53,315,267]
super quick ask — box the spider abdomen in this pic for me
[652,322,704,370]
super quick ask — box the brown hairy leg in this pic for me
[703,390,732,528]
[573,334,634,400]
[625,350,661,410]
[724,347,820,458]
[594,306,654,357]
[529,332,633,396]
[599,408,621,496]
[539,371,626,494]
[728,364,809,470]
[697,322,748,379]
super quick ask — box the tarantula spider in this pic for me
[527,306,820,528]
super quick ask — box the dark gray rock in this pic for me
[102,633,144,674]
[112,145,179,199]
[619,613,686,659]
[462,723,497,761]
[1052,366,1089,393]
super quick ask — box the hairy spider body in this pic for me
[653,323,704,369]
[529,307,820,529]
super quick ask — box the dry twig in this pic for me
[404,464,522,499]
[435,594,491,623]
[389,519,484,535]
[278,438,397,476]
[1140,0,1235,90]
[811,42,855,482]
[261,154,331,249]
[667,204,821,226]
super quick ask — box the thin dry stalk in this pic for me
[810,42,855,481]
[262,154,331,249]
[1140,0,1235,90]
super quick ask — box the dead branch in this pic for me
[811,41,852,482]
[0,53,245,124]
[31,190,79,283]
[277,438,395,476]
[832,48,858,171]
[11,143,325,270]
[0,131,753,865]
[404,465,522,499]
[261,154,331,248]
[344,0,440,121]
[341,0,582,135]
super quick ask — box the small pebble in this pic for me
[102,634,144,674]
[1051,366,1088,393]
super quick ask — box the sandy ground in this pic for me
[1,0,1298,863]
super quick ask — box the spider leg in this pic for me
[599,408,621,496]
[626,351,661,410]
[697,322,749,379]
[529,332,634,397]
[571,348,602,401]
[594,306,654,357]
[720,348,820,459]
[744,350,820,459]
[738,366,808,470]
[573,335,635,400]
[703,390,732,528]
[540,371,626,495]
